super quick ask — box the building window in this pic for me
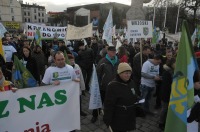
[35,15,37,20]
[24,12,26,15]
[42,19,44,23]
[39,19,40,23]
[28,12,30,16]
[10,0,13,4]
[25,18,27,22]
[12,16,14,21]
[34,9,36,13]
[38,13,40,16]
[28,18,30,22]
[0,16,1,21]
[42,13,44,17]
[11,8,14,13]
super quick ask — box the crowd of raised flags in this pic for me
[0,8,200,132]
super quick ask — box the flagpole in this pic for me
[163,1,168,28]
[175,2,181,34]
[153,0,159,28]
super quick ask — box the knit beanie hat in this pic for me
[117,63,132,74]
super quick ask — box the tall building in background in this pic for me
[20,0,47,24]
[0,0,22,31]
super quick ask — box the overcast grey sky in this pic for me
[22,0,180,12]
[22,0,136,12]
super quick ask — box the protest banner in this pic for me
[4,21,20,29]
[127,20,153,39]
[66,23,93,40]
[0,81,80,132]
[0,22,7,38]
[24,23,67,40]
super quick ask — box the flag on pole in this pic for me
[164,20,198,132]
[152,27,160,44]
[115,39,122,52]
[0,37,5,61]
[191,28,197,45]
[13,55,37,88]
[113,25,116,38]
[102,9,113,45]
[89,64,102,109]
[34,29,42,47]
[0,22,7,38]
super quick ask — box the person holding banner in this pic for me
[103,62,137,132]
[41,51,78,85]
[0,68,17,92]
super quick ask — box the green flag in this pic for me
[164,20,198,132]
[13,55,37,88]
[34,29,42,47]
[64,50,71,65]
[152,27,160,44]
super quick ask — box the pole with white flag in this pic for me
[89,64,102,110]
[163,1,168,28]
[153,0,159,28]
[175,0,181,34]
[102,9,113,46]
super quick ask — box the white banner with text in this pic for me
[24,23,67,39]
[0,81,80,132]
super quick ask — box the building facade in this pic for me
[20,1,47,24]
[66,2,129,30]
[0,0,22,22]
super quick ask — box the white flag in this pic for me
[0,23,7,38]
[102,9,113,45]
[113,25,116,37]
[191,28,197,45]
[89,64,102,109]
[116,39,122,52]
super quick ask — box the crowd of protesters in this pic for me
[1,30,200,132]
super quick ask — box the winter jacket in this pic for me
[77,47,94,70]
[161,64,173,103]
[103,75,137,131]
[32,51,47,76]
[96,56,119,91]
[20,56,39,82]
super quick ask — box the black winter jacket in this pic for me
[161,64,173,102]
[103,75,137,131]
[77,47,94,70]
[96,57,119,91]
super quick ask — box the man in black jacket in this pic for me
[91,46,119,123]
[77,40,95,91]
[132,46,151,95]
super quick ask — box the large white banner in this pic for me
[127,20,153,39]
[24,23,67,39]
[0,81,80,132]
[66,23,93,40]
